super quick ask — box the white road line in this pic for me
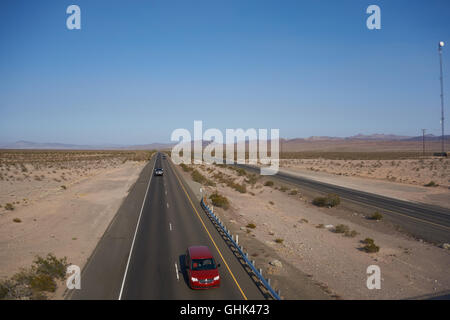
[175,263,179,281]
[118,154,157,300]
[169,223,172,231]
[167,202,169,208]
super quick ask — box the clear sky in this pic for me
[1,0,449,144]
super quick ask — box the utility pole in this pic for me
[438,41,445,154]
[422,129,426,156]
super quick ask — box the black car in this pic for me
[154,168,164,176]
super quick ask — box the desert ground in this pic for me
[280,157,449,188]
[179,161,450,299]
[0,150,152,299]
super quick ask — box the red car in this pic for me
[185,246,221,289]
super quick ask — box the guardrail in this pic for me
[200,196,281,300]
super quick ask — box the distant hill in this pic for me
[1,134,449,152]
[347,134,411,141]
[0,140,174,150]
[403,134,450,142]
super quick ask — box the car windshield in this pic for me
[191,258,216,271]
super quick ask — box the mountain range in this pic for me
[1,134,448,151]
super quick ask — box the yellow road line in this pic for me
[170,162,248,300]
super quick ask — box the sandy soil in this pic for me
[0,156,146,293]
[184,163,450,299]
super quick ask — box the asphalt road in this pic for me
[236,163,450,244]
[68,153,265,300]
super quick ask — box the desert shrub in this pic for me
[32,254,68,280]
[61,185,67,190]
[191,170,215,186]
[334,224,350,234]
[325,194,340,207]
[269,201,274,205]
[361,238,380,253]
[369,211,383,221]
[5,203,15,211]
[0,280,11,299]
[264,180,274,187]
[246,223,256,229]
[275,238,284,244]
[191,169,205,183]
[424,181,438,187]
[312,194,340,207]
[316,224,325,229]
[209,192,230,210]
[279,186,289,192]
[289,190,298,195]
[2,254,69,299]
[29,274,56,292]
[231,182,247,193]
[236,168,246,176]
[13,218,21,223]
[312,196,326,207]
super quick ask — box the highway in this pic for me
[68,153,265,300]
[67,154,450,300]
[236,163,450,244]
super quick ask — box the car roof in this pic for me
[188,246,213,259]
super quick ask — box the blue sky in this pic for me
[1,0,449,144]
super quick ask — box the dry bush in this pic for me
[0,254,69,300]
[313,194,341,207]
[209,192,230,210]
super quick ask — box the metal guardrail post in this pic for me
[200,197,281,300]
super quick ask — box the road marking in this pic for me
[175,263,179,281]
[169,223,172,231]
[170,162,248,300]
[118,153,157,300]
[167,202,170,208]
